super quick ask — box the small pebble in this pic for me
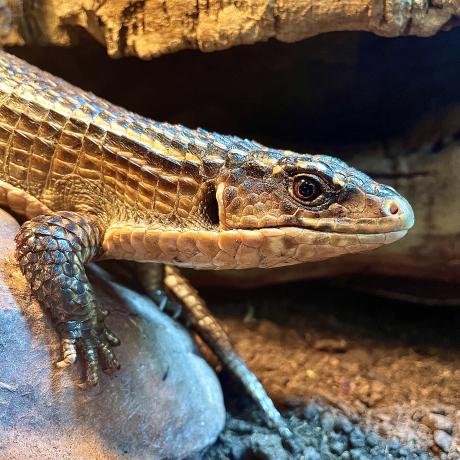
[350,448,369,460]
[313,338,348,352]
[388,439,402,452]
[329,430,344,442]
[303,446,321,460]
[335,416,353,434]
[330,440,347,455]
[398,447,409,457]
[303,402,320,422]
[365,431,380,447]
[421,413,453,434]
[230,443,248,459]
[250,433,289,460]
[433,429,452,453]
[350,429,366,448]
[320,412,335,431]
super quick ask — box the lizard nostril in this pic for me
[383,200,400,217]
[381,196,414,229]
[389,202,399,215]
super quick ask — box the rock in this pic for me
[334,416,353,434]
[330,439,347,455]
[365,432,380,447]
[350,448,370,460]
[388,439,402,452]
[433,430,452,454]
[421,413,453,434]
[303,402,321,422]
[320,412,335,431]
[303,446,321,460]
[350,429,366,448]
[0,209,225,459]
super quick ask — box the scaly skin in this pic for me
[0,50,414,451]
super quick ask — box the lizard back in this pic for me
[0,51,233,228]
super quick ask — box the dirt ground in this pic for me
[202,280,460,459]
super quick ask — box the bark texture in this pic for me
[2,0,460,58]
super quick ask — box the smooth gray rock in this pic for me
[0,209,225,459]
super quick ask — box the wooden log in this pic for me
[1,0,460,58]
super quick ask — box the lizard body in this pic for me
[0,50,414,452]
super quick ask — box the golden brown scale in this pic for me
[0,52,220,229]
[0,51,413,268]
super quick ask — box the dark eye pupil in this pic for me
[292,175,322,202]
[298,180,316,199]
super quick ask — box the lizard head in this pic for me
[206,149,414,268]
[215,150,414,233]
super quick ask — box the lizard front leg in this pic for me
[15,211,120,386]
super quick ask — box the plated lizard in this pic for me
[0,50,414,451]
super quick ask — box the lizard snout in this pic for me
[381,195,415,231]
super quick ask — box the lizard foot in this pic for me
[56,318,120,387]
[15,211,121,387]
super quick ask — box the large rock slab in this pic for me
[0,209,225,459]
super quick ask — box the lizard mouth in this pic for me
[103,225,408,269]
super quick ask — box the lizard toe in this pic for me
[104,327,121,346]
[97,338,120,373]
[79,337,99,387]
[56,338,77,368]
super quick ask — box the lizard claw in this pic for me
[56,338,77,368]
[57,317,121,386]
[104,327,121,346]
[152,289,183,319]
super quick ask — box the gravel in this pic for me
[204,401,435,459]
[201,281,460,459]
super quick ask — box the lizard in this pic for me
[0,50,414,451]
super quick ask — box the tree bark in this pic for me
[2,0,460,58]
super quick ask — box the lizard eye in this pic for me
[292,175,322,202]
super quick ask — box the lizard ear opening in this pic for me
[202,182,220,228]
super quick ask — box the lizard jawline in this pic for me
[101,225,407,270]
